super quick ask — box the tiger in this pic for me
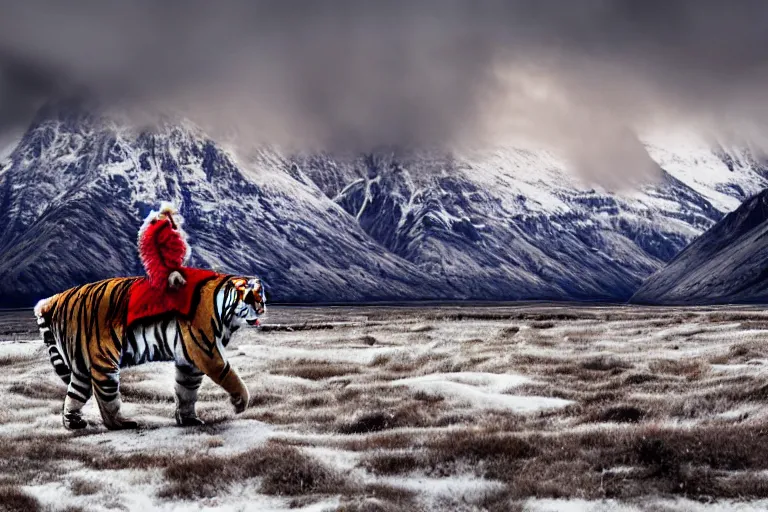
[34,274,265,430]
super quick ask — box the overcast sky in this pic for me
[1,0,767,184]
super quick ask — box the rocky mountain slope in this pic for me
[1,104,766,306]
[631,188,768,304]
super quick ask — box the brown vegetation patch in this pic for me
[0,485,41,512]
[369,354,391,367]
[273,361,361,381]
[0,353,37,367]
[0,435,97,482]
[581,356,632,372]
[160,442,347,499]
[337,402,438,435]
[8,381,64,400]
[358,335,378,346]
[649,359,709,380]
[432,432,537,463]
[361,452,422,476]
[412,390,444,403]
[339,412,397,435]
[355,421,768,500]
[70,478,102,496]
[335,483,421,511]
[728,341,766,361]
[499,326,521,338]
[706,312,768,323]
[623,373,657,385]
[118,385,175,403]
[259,323,336,332]
[591,405,646,424]
[336,433,416,452]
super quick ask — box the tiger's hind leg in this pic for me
[174,364,205,427]
[63,368,92,430]
[36,300,89,429]
[91,365,139,430]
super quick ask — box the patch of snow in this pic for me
[380,474,504,501]
[75,419,275,454]
[25,474,341,512]
[391,372,572,413]
[238,344,404,365]
[527,498,768,512]
[0,339,44,357]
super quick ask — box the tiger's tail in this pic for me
[35,295,71,385]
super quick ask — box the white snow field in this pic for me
[3,304,768,511]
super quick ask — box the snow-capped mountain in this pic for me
[631,188,768,304]
[1,104,767,306]
[0,103,444,307]
[292,136,768,301]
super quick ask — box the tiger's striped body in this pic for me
[35,274,265,430]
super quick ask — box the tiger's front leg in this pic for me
[175,319,250,419]
[188,357,250,416]
[90,363,139,430]
[174,364,205,426]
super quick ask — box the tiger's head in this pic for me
[229,277,266,327]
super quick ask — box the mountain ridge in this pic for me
[631,188,768,304]
[1,105,767,306]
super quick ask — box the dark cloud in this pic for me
[1,1,768,184]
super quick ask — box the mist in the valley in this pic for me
[1,0,767,187]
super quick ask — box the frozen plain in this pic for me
[3,304,768,511]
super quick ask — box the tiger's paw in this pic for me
[63,411,88,430]
[175,410,205,427]
[230,392,249,414]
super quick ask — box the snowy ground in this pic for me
[3,304,768,511]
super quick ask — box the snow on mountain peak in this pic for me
[0,106,766,306]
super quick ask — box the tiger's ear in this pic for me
[231,278,248,291]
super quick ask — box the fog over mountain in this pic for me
[3,1,768,187]
[3,2,768,305]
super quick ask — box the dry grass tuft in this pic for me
[649,359,709,379]
[361,452,422,475]
[118,385,175,403]
[581,356,632,372]
[412,390,444,403]
[89,452,176,471]
[70,478,102,496]
[498,326,520,338]
[339,412,397,435]
[623,373,657,385]
[724,341,767,362]
[273,361,361,381]
[369,354,391,367]
[0,485,41,512]
[8,381,64,400]
[159,442,347,499]
[0,434,100,481]
[591,405,646,424]
[358,335,378,346]
[0,353,37,367]
[259,446,348,496]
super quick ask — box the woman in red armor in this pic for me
[138,203,191,290]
